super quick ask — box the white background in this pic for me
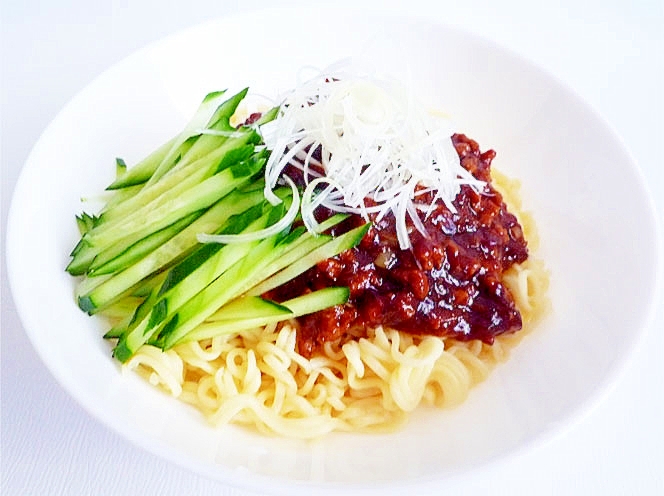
[2,1,662,495]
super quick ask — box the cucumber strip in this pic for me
[111,208,276,362]
[104,271,167,341]
[244,229,332,282]
[102,315,133,340]
[205,286,349,323]
[103,183,144,211]
[205,295,292,322]
[168,88,249,171]
[103,327,126,340]
[180,306,293,343]
[313,212,351,233]
[77,187,267,314]
[151,190,291,304]
[98,295,143,322]
[78,264,167,314]
[115,158,127,179]
[66,154,253,276]
[146,90,229,185]
[96,132,258,226]
[75,212,99,235]
[83,156,263,253]
[66,240,98,275]
[87,211,202,276]
[74,273,112,300]
[281,286,350,315]
[180,287,350,344]
[66,144,259,275]
[153,209,275,311]
[208,88,249,130]
[255,106,279,126]
[153,231,284,349]
[110,134,198,193]
[106,136,178,190]
[247,223,370,297]
[100,283,163,340]
[186,213,348,288]
[155,223,367,350]
[206,212,349,283]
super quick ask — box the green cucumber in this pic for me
[88,163,257,248]
[146,90,229,185]
[154,222,368,350]
[112,238,262,361]
[152,232,285,349]
[77,187,268,314]
[106,136,178,190]
[106,88,265,192]
[102,272,168,339]
[103,183,144,211]
[115,158,127,179]
[206,295,292,322]
[69,85,375,365]
[87,211,202,276]
[110,201,290,362]
[75,212,99,236]
[247,223,370,296]
[67,150,264,276]
[97,130,259,227]
[181,287,350,343]
[170,88,250,170]
[282,286,350,315]
[208,88,249,130]
[179,299,293,343]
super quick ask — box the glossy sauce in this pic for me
[265,134,529,357]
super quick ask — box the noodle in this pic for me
[123,170,550,438]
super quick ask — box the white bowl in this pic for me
[6,7,660,495]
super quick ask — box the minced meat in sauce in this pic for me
[264,134,529,357]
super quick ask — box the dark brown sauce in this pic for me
[264,134,529,357]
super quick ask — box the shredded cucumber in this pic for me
[68,89,368,362]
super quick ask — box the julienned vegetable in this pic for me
[260,74,485,250]
[67,88,367,362]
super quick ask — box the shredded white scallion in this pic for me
[258,68,485,249]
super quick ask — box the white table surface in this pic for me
[2,1,662,495]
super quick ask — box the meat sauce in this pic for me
[264,134,529,357]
